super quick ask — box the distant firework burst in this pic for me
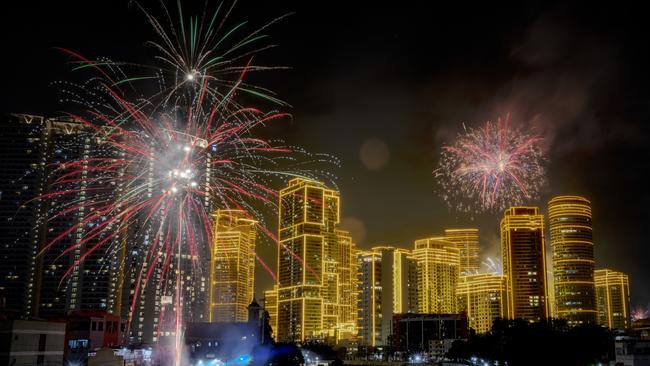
[37,1,335,358]
[632,305,650,321]
[435,115,547,212]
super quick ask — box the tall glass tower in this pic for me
[548,195,597,325]
[276,178,357,343]
[210,209,257,322]
[500,207,549,322]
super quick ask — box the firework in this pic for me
[435,115,547,212]
[38,1,335,358]
[632,305,650,321]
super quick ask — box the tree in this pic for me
[445,318,614,366]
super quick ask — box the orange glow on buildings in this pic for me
[548,195,597,326]
[209,209,257,322]
[500,207,549,322]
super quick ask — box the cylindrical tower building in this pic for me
[548,195,597,325]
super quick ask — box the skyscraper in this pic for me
[595,269,631,330]
[0,114,49,317]
[0,114,124,318]
[444,229,480,275]
[456,273,508,334]
[37,121,126,318]
[357,246,417,346]
[335,231,358,342]
[413,237,460,314]
[548,195,597,325]
[126,130,213,343]
[276,178,357,343]
[500,207,549,322]
[210,209,257,322]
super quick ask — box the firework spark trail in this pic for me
[435,115,547,212]
[37,0,337,357]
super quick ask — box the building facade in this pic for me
[444,229,480,275]
[210,209,257,323]
[0,319,66,366]
[276,178,357,343]
[500,207,549,322]
[126,130,213,344]
[413,237,460,314]
[0,114,49,317]
[61,311,127,365]
[0,114,125,319]
[595,269,631,330]
[456,273,508,334]
[391,313,468,355]
[357,246,417,346]
[548,195,597,325]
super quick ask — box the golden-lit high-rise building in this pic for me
[264,286,278,340]
[500,207,549,322]
[209,209,257,322]
[334,230,359,342]
[276,178,358,343]
[595,269,631,330]
[413,237,460,314]
[444,229,480,275]
[457,273,508,334]
[357,247,417,346]
[358,250,381,347]
[548,196,597,326]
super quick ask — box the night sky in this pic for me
[2,1,649,308]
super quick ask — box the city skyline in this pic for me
[2,1,649,365]
[0,113,640,318]
[2,1,648,311]
[0,1,650,338]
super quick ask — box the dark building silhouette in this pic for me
[185,299,273,364]
[391,312,468,354]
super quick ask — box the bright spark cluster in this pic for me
[435,115,547,212]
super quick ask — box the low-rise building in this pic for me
[185,299,272,364]
[633,318,650,340]
[0,319,66,366]
[614,337,650,366]
[391,313,468,357]
[59,311,127,365]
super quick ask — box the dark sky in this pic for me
[2,1,649,309]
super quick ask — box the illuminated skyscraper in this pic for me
[357,250,381,347]
[413,237,460,314]
[595,269,631,330]
[444,229,480,275]
[264,286,278,340]
[548,195,597,326]
[276,178,358,343]
[209,209,257,322]
[0,114,125,318]
[457,273,508,334]
[500,207,549,322]
[0,114,51,317]
[127,131,213,343]
[357,246,417,346]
